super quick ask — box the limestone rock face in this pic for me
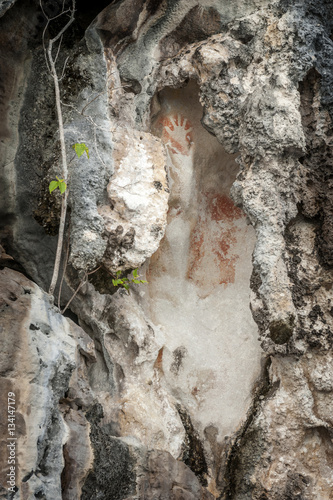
[0,268,92,499]
[229,354,333,499]
[99,128,169,272]
[1,0,333,499]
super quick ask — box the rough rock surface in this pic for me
[0,0,15,17]
[1,0,333,499]
[0,267,88,499]
[99,127,169,272]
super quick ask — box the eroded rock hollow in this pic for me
[1,0,333,498]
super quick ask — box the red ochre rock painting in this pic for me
[187,192,244,295]
[160,114,193,156]
[153,113,244,296]
[205,190,243,222]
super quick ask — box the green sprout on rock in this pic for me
[72,142,89,159]
[49,176,67,194]
[48,142,88,297]
[112,268,148,293]
[48,143,89,195]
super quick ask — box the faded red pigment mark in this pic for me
[215,227,236,258]
[213,227,239,284]
[154,347,164,373]
[187,192,243,292]
[187,227,238,287]
[205,192,243,222]
[187,226,205,277]
[159,114,193,156]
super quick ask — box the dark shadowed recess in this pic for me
[0,0,115,46]
[177,404,209,487]
[0,0,115,287]
[80,403,137,500]
[97,0,161,52]
[278,0,333,121]
[97,0,223,59]
[298,68,333,269]
[48,0,119,45]
[222,357,276,499]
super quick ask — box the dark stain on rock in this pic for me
[97,0,146,54]
[299,68,333,268]
[122,228,135,249]
[102,226,136,269]
[204,425,230,494]
[145,0,162,16]
[308,304,325,323]
[88,266,119,294]
[290,230,331,347]
[249,264,262,295]
[103,225,134,253]
[33,175,62,236]
[222,356,277,499]
[280,65,333,350]
[283,471,311,499]
[150,224,163,238]
[159,5,222,60]
[249,265,269,337]
[170,346,187,375]
[81,403,136,500]
[177,404,208,487]
[61,444,72,498]
[269,318,294,345]
[284,218,313,309]
[229,17,258,45]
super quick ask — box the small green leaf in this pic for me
[123,283,129,291]
[116,270,122,276]
[140,280,148,284]
[59,181,67,194]
[132,279,140,284]
[49,180,59,193]
[133,269,138,278]
[113,279,123,286]
[73,143,89,159]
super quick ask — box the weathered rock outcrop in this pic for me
[0,267,91,498]
[1,0,333,499]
